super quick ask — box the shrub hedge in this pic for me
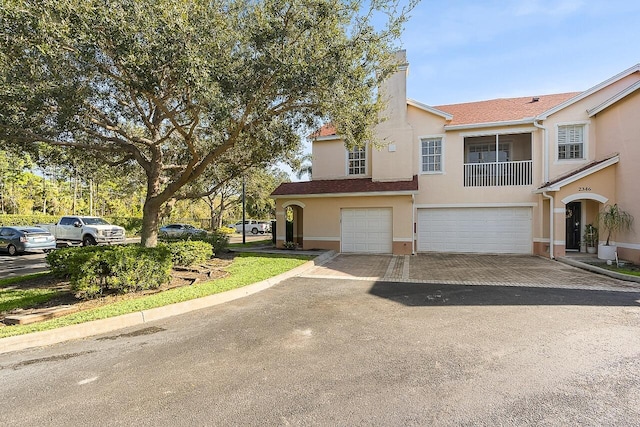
[47,245,173,300]
[159,230,229,256]
[163,241,213,267]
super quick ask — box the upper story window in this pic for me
[558,124,585,160]
[421,137,443,173]
[347,146,366,175]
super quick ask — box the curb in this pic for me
[0,250,335,355]
[557,257,640,284]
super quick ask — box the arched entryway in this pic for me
[561,193,608,253]
[282,201,304,248]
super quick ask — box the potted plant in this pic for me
[582,224,598,254]
[596,204,634,260]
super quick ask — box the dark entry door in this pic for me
[565,201,581,251]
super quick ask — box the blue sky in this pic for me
[402,0,640,105]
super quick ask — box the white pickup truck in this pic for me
[38,216,126,246]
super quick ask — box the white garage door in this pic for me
[341,208,392,253]
[417,207,532,254]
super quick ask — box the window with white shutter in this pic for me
[558,124,585,160]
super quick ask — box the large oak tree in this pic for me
[0,0,413,246]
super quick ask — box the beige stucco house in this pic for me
[272,51,640,263]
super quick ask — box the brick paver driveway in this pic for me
[304,253,636,291]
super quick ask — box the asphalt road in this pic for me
[2,276,640,426]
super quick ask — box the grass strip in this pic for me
[0,272,51,288]
[0,252,311,339]
[0,288,62,313]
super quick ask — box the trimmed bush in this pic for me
[217,226,235,234]
[46,245,172,300]
[165,241,212,267]
[200,231,230,256]
[159,230,229,257]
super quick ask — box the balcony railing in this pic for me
[464,160,533,187]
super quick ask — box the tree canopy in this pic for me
[0,0,413,246]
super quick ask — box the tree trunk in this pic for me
[140,198,161,247]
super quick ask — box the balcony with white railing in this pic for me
[464,160,533,187]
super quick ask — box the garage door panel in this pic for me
[418,207,532,254]
[341,208,392,254]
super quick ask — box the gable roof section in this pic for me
[272,175,418,198]
[407,99,453,120]
[537,63,640,120]
[433,93,579,129]
[587,79,640,117]
[535,153,620,192]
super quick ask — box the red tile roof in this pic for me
[435,92,580,126]
[538,153,619,189]
[312,124,337,138]
[271,175,418,196]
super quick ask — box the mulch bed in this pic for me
[1,256,234,327]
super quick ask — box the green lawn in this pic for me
[228,238,272,248]
[0,252,312,339]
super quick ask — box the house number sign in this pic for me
[578,186,592,192]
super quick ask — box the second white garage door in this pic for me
[417,207,532,254]
[341,208,392,253]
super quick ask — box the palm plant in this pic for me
[596,204,634,246]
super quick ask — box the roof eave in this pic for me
[444,117,535,131]
[534,154,620,193]
[537,63,640,120]
[588,80,640,117]
[313,135,341,141]
[272,190,418,199]
[407,98,453,120]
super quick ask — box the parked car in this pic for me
[0,226,57,255]
[228,220,270,234]
[159,223,207,237]
[37,216,126,246]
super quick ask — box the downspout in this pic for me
[542,191,555,259]
[533,119,549,183]
[411,194,416,255]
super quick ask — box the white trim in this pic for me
[407,99,453,120]
[282,200,306,209]
[418,134,445,175]
[555,121,590,162]
[553,208,566,214]
[537,63,640,119]
[273,190,417,199]
[346,144,367,176]
[414,202,537,208]
[554,240,566,245]
[314,135,341,141]
[588,80,640,117]
[444,118,535,131]
[304,236,340,241]
[536,154,619,192]
[393,237,413,242]
[561,193,608,204]
[533,238,550,243]
[459,127,538,138]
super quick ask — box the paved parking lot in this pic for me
[3,265,640,425]
[303,253,637,291]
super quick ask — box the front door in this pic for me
[565,202,581,251]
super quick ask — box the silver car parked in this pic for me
[159,223,207,238]
[0,226,57,255]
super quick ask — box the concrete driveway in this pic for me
[303,253,636,291]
